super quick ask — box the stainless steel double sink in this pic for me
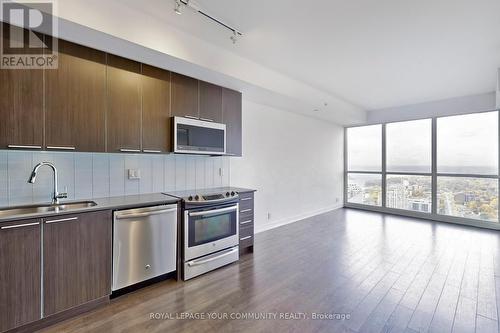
[0,201,97,219]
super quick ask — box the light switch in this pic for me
[128,169,141,180]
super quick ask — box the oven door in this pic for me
[174,116,226,155]
[184,204,239,261]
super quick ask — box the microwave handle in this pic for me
[188,206,238,217]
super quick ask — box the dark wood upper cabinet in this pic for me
[171,73,199,118]
[199,81,222,123]
[106,54,142,152]
[45,40,106,152]
[0,23,44,149]
[141,65,171,152]
[0,219,41,332]
[43,211,112,316]
[222,88,242,156]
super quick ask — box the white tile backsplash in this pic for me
[0,150,230,206]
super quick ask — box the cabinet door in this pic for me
[0,23,44,149]
[0,219,41,332]
[106,55,142,152]
[142,65,171,152]
[171,73,199,118]
[45,40,106,152]
[222,88,242,156]
[43,211,112,316]
[199,81,222,123]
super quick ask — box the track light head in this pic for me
[230,31,238,44]
[174,0,183,15]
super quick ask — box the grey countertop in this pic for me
[0,187,256,224]
[0,193,180,224]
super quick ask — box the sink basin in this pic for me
[0,201,97,218]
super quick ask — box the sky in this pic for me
[348,111,499,175]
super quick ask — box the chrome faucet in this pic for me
[28,162,68,204]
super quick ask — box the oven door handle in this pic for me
[188,206,238,217]
[187,247,239,267]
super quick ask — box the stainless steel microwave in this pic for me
[173,116,226,155]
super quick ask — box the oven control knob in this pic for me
[231,191,236,196]
[226,192,230,197]
[188,196,193,201]
[194,195,200,201]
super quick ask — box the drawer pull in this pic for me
[240,236,252,241]
[240,197,252,201]
[143,149,162,153]
[45,217,78,224]
[1,222,39,230]
[120,148,141,153]
[46,146,76,150]
[8,145,42,150]
[240,220,253,225]
[200,118,214,122]
[184,115,199,120]
[240,209,252,213]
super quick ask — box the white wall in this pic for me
[231,100,344,233]
[367,91,496,124]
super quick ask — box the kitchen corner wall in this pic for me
[0,151,230,207]
[231,100,344,234]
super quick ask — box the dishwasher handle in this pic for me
[115,207,177,220]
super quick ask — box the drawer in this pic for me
[239,215,254,227]
[240,224,254,238]
[239,198,253,211]
[239,226,254,249]
[239,210,253,223]
[239,192,254,201]
[239,207,253,215]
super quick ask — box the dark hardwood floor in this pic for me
[41,208,500,333]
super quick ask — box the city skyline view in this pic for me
[346,111,500,224]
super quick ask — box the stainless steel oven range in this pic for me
[166,190,240,280]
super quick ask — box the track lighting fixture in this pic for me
[173,0,243,44]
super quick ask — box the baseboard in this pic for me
[255,204,343,234]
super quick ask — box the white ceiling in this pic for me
[128,0,500,110]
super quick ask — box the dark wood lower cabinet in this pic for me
[0,219,41,333]
[238,191,255,253]
[43,211,112,316]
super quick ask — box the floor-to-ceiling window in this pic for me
[436,112,498,222]
[346,125,382,206]
[345,110,500,228]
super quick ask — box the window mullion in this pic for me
[382,124,386,208]
[431,117,437,215]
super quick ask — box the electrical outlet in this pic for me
[219,167,224,177]
[128,169,141,180]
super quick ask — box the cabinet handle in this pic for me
[200,118,214,122]
[1,222,40,230]
[240,197,252,201]
[8,145,42,150]
[45,217,78,224]
[240,236,252,241]
[240,220,253,225]
[240,209,252,213]
[120,149,141,153]
[46,146,76,150]
[184,115,199,120]
[143,149,162,153]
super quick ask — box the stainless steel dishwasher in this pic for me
[112,204,177,291]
